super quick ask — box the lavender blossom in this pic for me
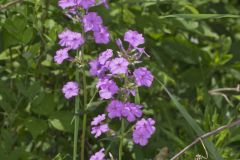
[91,124,109,138]
[58,0,76,9]
[109,57,129,75]
[133,67,153,87]
[122,102,143,122]
[94,26,110,44]
[62,81,79,99]
[83,12,103,32]
[54,48,69,64]
[98,49,113,65]
[91,114,106,126]
[91,114,109,138]
[78,0,95,9]
[58,29,84,50]
[97,78,119,99]
[90,148,105,160]
[124,30,144,47]
[132,118,155,146]
[107,100,124,119]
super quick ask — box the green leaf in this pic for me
[160,14,240,20]
[24,118,48,138]
[155,78,223,160]
[31,93,55,116]
[21,28,33,44]
[49,111,75,133]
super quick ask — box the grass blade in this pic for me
[155,78,223,160]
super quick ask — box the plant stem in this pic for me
[80,9,87,159]
[119,118,125,160]
[81,67,88,160]
[73,52,81,160]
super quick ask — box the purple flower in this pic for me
[97,78,119,99]
[89,59,106,77]
[122,102,142,122]
[135,118,155,136]
[133,67,153,87]
[132,118,156,146]
[90,148,105,160]
[78,0,95,9]
[132,130,149,146]
[91,114,106,126]
[91,114,109,138]
[91,124,109,138]
[54,48,69,64]
[124,30,144,47]
[83,12,103,32]
[98,49,113,65]
[97,0,109,8]
[107,100,124,119]
[62,81,79,99]
[58,0,76,9]
[109,57,129,75]
[58,29,84,50]
[94,26,110,44]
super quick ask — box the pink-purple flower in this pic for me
[124,30,144,47]
[122,102,143,122]
[83,12,103,32]
[62,81,79,99]
[107,100,124,119]
[58,0,76,9]
[132,118,155,146]
[109,57,129,75]
[77,0,95,9]
[58,29,84,50]
[90,148,105,160]
[133,67,153,87]
[54,48,69,64]
[91,114,106,126]
[89,59,106,77]
[97,78,119,99]
[98,49,113,65]
[94,26,110,44]
[91,114,109,138]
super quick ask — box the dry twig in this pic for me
[171,118,240,160]
[208,84,240,105]
[0,0,23,10]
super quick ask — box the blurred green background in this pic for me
[1,0,240,159]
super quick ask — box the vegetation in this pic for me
[1,0,240,159]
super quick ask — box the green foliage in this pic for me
[1,0,240,159]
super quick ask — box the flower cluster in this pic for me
[89,30,155,146]
[56,1,156,159]
[56,0,110,99]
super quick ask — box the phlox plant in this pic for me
[54,0,155,159]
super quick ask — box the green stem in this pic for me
[80,9,87,158]
[119,119,125,160]
[73,52,81,160]
[81,67,88,160]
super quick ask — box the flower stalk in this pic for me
[73,56,81,160]
[119,118,125,160]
